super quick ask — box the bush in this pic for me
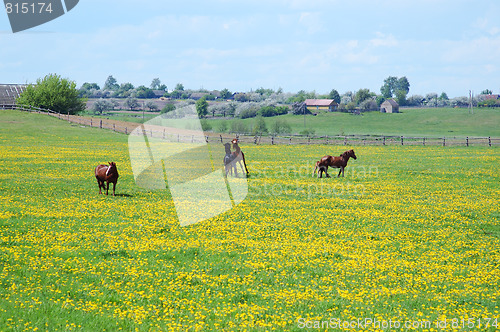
[200,119,212,131]
[218,121,228,132]
[239,108,258,119]
[271,119,291,135]
[252,116,268,135]
[230,120,248,134]
[161,103,176,114]
[299,128,316,136]
[259,106,276,117]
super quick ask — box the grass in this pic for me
[206,107,500,138]
[0,109,499,331]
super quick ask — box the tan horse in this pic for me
[231,138,249,176]
[95,162,119,195]
[314,149,357,178]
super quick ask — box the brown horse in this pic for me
[95,162,119,196]
[231,138,249,176]
[314,149,357,178]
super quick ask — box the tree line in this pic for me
[14,73,499,116]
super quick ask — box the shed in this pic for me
[380,99,399,113]
[305,99,338,111]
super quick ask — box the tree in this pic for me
[481,89,493,95]
[380,76,410,98]
[125,97,139,111]
[196,96,208,118]
[93,98,111,115]
[16,74,85,115]
[175,83,184,91]
[354,89,374,105]
[381,76,398,98]
[135,85,155,99]
[145,101,158,112]
[438,92,449,100]
[291,102,310,115]
[328,89,341,104]
[394,90,407,106]
[220,88,232,100]
[150,78,161,90]
[104,75,119,90]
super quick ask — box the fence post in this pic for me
[99,120,102,129]
[466,136,469,147]
[344,136,347,145]
[289,137,292,145]
[113,124,115,131]
[271,136,274,145]
[489,136,491,147]
[443,137,446,147]
[254,136,258,144]
[90,118,93,127]
[423,137,425,146]
[308,137,311,145]
[125,127,128,135]
[401,136,404,146]
[383,136,386,146]
[326,135,329,145]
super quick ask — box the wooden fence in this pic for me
[2,104,499,147]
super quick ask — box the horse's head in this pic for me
[349,149,357,160]
[232,138,239,149]
[106,162,118,176]
[223,143,232,153]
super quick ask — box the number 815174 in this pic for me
[5,2,54,14]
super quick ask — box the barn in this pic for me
[380,99,399,113]
[305,99,338,112]
[0,84,27,106]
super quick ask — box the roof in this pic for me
[305,99,337,106]
[381,99,399,107]
[483,94,500,100]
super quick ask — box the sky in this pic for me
[1,0,500,97]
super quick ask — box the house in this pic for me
[483,94,500,100]
[380,99,399,113]
[305,99,338,112]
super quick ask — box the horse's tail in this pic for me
[313,161,319,177]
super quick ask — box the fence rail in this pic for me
[3,104,499,147]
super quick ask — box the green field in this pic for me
[208,107,500,137]
[91,107,500,138]
[1,110,499,331]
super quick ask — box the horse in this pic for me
[314,149,357,178]
[95,162,119,196]
[223,142,237,176]
[231,138,249,176]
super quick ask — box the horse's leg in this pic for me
[112,182,116,196]
[325,166,331,178]
[97,179,102,194]
[241,153,249,175]
[338,167,343,177]
[105,181,109,195]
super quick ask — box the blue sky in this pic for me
[1,0,500,97]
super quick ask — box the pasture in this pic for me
[0,110,499,331]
